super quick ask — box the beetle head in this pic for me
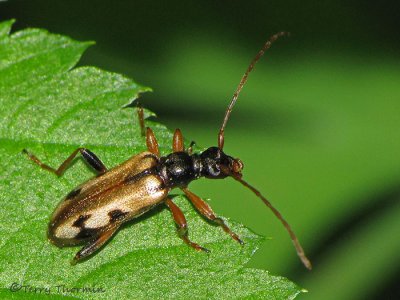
[200,146,243,179]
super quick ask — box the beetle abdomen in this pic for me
[48,152,169,247]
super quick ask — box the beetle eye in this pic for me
[232,159,244,173]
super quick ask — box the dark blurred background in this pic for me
[2,1,399,299]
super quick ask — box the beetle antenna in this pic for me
[218,31,290,150]
[232,174,312,270]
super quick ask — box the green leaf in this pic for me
[0,21,303,299]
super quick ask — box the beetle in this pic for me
[23,31,312,269]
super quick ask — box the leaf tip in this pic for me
[0,19,16,37]
[84,40,96,47]
[300,288,309,293]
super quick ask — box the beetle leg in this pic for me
[22,148,107,176]
[136,103,145,137]
[146,127,160,157]
[173,129,184,152]
[165,198,210,252]
[187,141,196,155]
[71,225,120,265]
[181,188,244,245]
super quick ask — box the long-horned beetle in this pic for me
[24,32,312,269]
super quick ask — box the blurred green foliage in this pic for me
[1,1,399,299]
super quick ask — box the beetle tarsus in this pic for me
[165,198,210,252]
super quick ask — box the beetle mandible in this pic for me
[24,32,312,270]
